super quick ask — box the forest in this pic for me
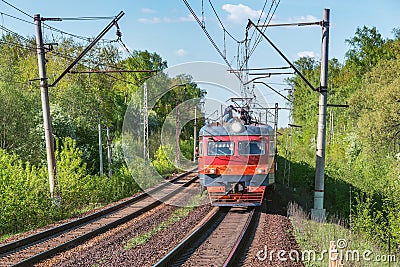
[0,33,204,236]
[285,26,400,248]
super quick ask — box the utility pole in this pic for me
[329,110,334,143]
[274,103,278,156]
[35,14,57,202]
[106,126,113,177]
[143,82,149,162]
[98,116,103,176]
[311,8,330,222]
[193,106,197,163]
[175,97,181,165]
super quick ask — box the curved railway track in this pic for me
[0,171,198,267]
[155,205,258,267]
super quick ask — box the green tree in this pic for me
[345,26,389,78]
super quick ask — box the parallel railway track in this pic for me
[0,171,198,267]
[155,205,258,267]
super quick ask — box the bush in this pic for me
[0,138,141,238]
[152,144,178,175]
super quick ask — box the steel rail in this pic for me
[0,170,197,266]
[154,207,257,267]
[153,207,227,267]
[223,208,257,266]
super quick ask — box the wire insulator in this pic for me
[114,21,122,38]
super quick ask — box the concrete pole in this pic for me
[98,116,103,176]
[193,106,197,163]
[175,99,180,165]
[311,8,330,222]
[34,14,57,201]
[143,82,149,162]
[274,103,278,156]
[106,126,112,177]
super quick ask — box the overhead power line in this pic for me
[182,0,230,67]
[0,39,36,52]
[0,24,31,42]
[208,0,240,43]
[182,0,244,83]
[0,11,33,25]
[242,0,281,69]
[1,0,32,18]
[0,1,94,42]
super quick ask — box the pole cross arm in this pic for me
[254,81,292,103]
[49,11,125,87]
[247,19,317,92]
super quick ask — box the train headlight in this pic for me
[208,168,216,174]
[230,120,243,133]
[256,168,266,174]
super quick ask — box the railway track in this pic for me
[155,205,258,267]
[0,171,198,267]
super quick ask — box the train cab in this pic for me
[198,119,275,206]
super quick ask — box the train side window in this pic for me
[269,140,275,156]
[207,141,234,156]
[238,141,265,155]
[198,141,203,155]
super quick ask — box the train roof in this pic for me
[199,122,274,137]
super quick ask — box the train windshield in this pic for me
[238,141,265,155]
[207,141,234,156]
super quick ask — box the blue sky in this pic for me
[3,0,394,65]
[1,0,399,126]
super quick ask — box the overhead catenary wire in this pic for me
[0,0,93,42]
[0,24,31,43]
[241,0,281,70]
[245,0,269,58]
[251,1,277,49]
[0,4,141,86]
[250,0,279,55]
[208,0,240,43]
[0,11,34,25]
[182,0,242,83]
[49,11,125,87]
[0,39,36,52]
[0,0,32,19]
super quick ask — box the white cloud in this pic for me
[222,4,264,24]
[164,14,195,23]
[272,15,319,24]
[297,51,316,58]
[138,17,162,24]
[175,49,188,57]
[141,8,156,14]
[292,15,319,23]
[138,14,195,24]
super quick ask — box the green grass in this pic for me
[0,233,15,243]
[124,193,205,250]
[288,202,399,267]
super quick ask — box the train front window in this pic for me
[207,141,234,156]
[238,141,265,155]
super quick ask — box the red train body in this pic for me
[198,119,276,206]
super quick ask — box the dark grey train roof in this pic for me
[199,123,274,136]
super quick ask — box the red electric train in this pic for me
[198,117,276,206]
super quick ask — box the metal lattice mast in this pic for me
[143,82,149,162]
[283,88,294,186]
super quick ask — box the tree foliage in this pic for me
[285,26,400,247]
[0,31,206,238]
